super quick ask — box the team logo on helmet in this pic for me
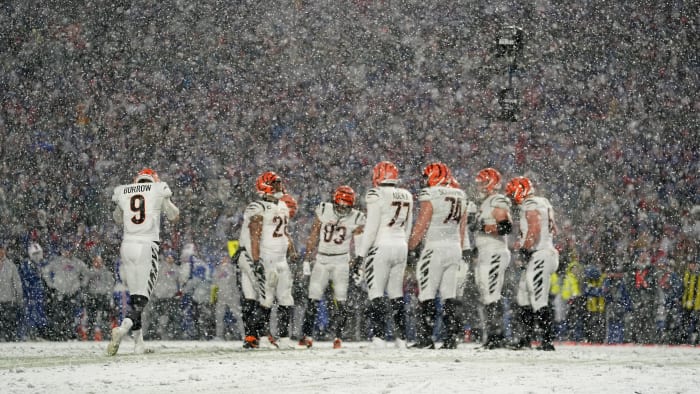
[280,194,297,218]
[134,168,159,183]
[505,176,533,205]
[256,171,282,196]
[422,162,452,187]
[372,161,399,187]
[333,185,355,216]
[475,167,502,196]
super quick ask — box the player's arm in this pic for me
[408,200,432,251]
[112,205,124,224]
[249,215,263,262]
[484,206,511,236]
[522,209,541,250]
[549,207,558,237]
[161,183,180,222]
[163,198,180,222]
[357,198,380,257]
[304,217,322,260]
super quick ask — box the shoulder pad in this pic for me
[244,201,265,217]
[490,194,512,209]
[418,188,432,201]
[365,188,381,203]
[160,182,173,197]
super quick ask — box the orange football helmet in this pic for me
[333,185,355,216]
[475,167,502,196]
[256,171,282,196]
[372,161,399,187]
[280,194,297,218]
[134,168,159,183]
[422,162,452,187]
[505,176,533,205]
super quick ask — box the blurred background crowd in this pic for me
[0,1,697,344]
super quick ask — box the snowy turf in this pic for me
[1,340,698,393]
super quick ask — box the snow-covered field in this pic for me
[1,339,698,394]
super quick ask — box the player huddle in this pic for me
[107,161,559,355]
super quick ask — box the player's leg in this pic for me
[387,247,408,347]
[412,247,440,349]
[528,249,559,350]
[238,253,261,348]
[274,261,295,348]
[365,246,390,343]
[329,258,350,348]
[474,246,510,349]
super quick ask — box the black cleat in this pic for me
[440,338,458,349]
[536,343,555,351]
[409,340,435,349]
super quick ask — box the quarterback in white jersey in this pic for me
[107,168,179,356]
[299,185,365,349]
[473,167,513,349]
[506,176,559,351]
[408,163,467,349]
[357,161,413,347]
[238,171,295,349]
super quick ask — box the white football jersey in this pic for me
[474,193,512,247]
[358,185,413,256]
[112,182,174,242]
[518,196,556,251]
[314,202,366,255]
[418,185,466,245]
[239,199,290,256]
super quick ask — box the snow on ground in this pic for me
[1,339,698,394]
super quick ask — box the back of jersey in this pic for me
[420,185,466,245]
[113,182,171,242]
[364,186,413,247]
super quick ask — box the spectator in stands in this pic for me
[0,242,24,341]
[41,242,89,340]
[83,255,115,341]
[145,251,183,340]
[18,242,49,341]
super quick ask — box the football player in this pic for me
[505,176,559,351]
[238,172,295,349]
[473,167,513,349]
[107,168,180,356]
[407,163,467,349]
[298,185,365,349]
[356,161,413,348]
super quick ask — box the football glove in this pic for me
[519,248,534,262]
[351,256,364,285]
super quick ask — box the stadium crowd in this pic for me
[0,1,697,344]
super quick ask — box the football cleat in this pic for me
[243,335,259,349]
[422,162,452,187]
[440,338,458,350]
[333,338,342,349]
[260,335,279,349]
[372,161,399,187]
[278,337,293,349]
[409,339,435,349]
[106,318,133,356]
[505,176,533,205]
[371,337,386,348]
[298,336,313,349]
[134,168,159,183]
[537,343,555,351]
